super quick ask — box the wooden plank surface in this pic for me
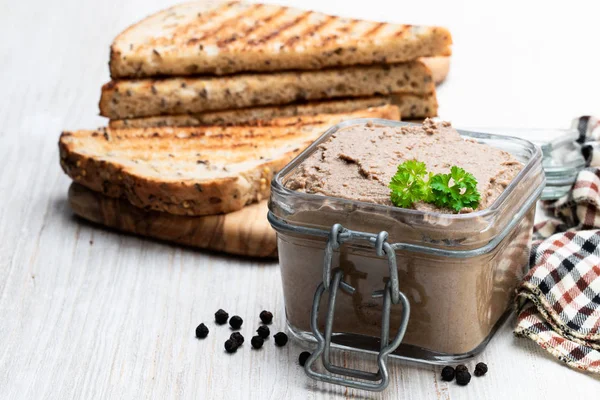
[1,0,599,399]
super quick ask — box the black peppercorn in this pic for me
[441,366,455,381]
[229,315,243,330]
[256,325,270,339]
[274,332,288,346]
[456,370,471,386]
[195,323,209,339]
[299,351,311,366]
[251,335,264,349]
[230,332,244,346]
[455,364,468,373]
[224,339,238,353]
[215,309,229,325]
[474,362,488,377]
[259,310,273,324]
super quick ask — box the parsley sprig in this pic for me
[388,160,431,208]
[389,161,480,212]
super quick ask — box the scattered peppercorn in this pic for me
[256,325,270,339]
[229,315,243,330]
[230,332,244,346]
[455,370,471,386]
[224,339,238,353]
[251,335,264,349]
[441,366,455,381]
[260,310,273,324]
[474,362,488,377]
[274,332,288,346]
[215,309,229,325]
[195,323,209,339]
[299,351,311,366]
[455,364,468,373]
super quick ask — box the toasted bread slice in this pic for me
[110,1,452,78]
[109,97,390,129]
[60,105,400,216]
[108,94,436,129]
[100,62,433,119]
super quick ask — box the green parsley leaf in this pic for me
[388,160,430,208]
[429,173,452,208]
[430,166,480,212]
[389,161,481,212]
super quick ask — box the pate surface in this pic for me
[285,119,522,212]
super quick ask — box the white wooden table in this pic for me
[1,0,599,398]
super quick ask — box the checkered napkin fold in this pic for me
[515,116,600,374]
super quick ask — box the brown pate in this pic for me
[285,118,522,212]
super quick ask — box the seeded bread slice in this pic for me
[108,94,435,129]
[110,1,452,78]
[59,105,400,216]
[100,61,433,119]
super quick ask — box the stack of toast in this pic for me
[101,1,451,127]
[59,1,452,257]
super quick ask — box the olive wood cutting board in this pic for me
[68,183,277,258]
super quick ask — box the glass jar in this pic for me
[465,127,585,200]
[268,119,545,391]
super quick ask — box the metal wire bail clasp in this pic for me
[304,224,411,392]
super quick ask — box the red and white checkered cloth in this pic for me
[515,165,600,375]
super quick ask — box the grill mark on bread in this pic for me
[393,25,411,37]
[318,34,340,47]
[229,8,290,50]
[311,19,356,49]
[248,11,312,46]
[204,3,267,47]
[189,3,260,44]
[171,2,240,47]
[79,115,374,155]
[363,22,385,38]
[336,20,358,34]
[216,6,285,47]
[110,2,452,78]
[284,15,336,47]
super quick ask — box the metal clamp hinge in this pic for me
[303,224,411,392]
